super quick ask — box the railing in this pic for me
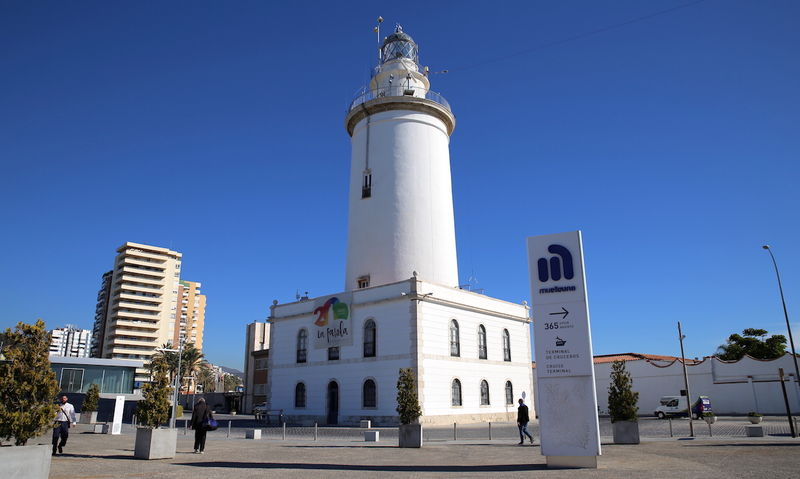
[347,85,451,113]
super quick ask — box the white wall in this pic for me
[269,282,414,425]
[590,355,800,415]
[268,279,534,425]
[345,109,458,290]
[416,282,533,423]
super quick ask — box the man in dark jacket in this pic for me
[190,398,210,453]
[517,398,533,445]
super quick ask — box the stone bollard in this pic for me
[246,429,262,440]
[746,425,764,437]
[364,430,379,442]
[360,420,371,428]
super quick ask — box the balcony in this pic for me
[113,318,160,331]
[119,292,162,303]
[120,266,164,280]
[348,85,450,113]
[117,301,160,312]
[345,85,454,136]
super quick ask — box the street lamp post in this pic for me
[156,339,184,429]
[678,321,694,437]
[762,245,800,384]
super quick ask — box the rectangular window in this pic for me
[328,347,339,361]
[60,368,85,393]
[357,276,370,289]
[362,171,372,198]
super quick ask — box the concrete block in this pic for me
[612,421,640,444]
[746,425,764,437]
[134,427,177,460]
[246,429,262,439]
[359,420,371,428]
[399,423,422,448]
[364,430,379,442]
[93,424,110,434]
[0,444,51,479]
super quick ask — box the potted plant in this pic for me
[80,383,100,424]
[608,360,640,444]
[0,320,60,479]
[747,412,763,424]
[702,411,717,425]
[134,356,177,460]
[396,368,422,448]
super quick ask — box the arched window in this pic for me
[363,379,377,408]
[363,319,376,358]
[295,382,306,408]
[505,381,513,405]
[478,325,487,359]
[480,380,490,405]
[450,320,460,357]
[296,329,307,363]
[451,379,462,406]
[503,329,511,362]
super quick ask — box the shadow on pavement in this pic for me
[687,443,800,448]
[173,462,548,472]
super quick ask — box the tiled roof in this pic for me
[532,352,702,368]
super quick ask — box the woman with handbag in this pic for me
[190,397,211,454]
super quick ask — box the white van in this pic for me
[654,396,688,419]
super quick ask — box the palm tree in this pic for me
[179,343,205,393]
[149,342,205,392]
[196,364,216,393]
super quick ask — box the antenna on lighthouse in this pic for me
[374,16,384,62]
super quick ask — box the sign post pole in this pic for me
[527,231,600,468]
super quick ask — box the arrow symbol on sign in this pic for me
[549,307,568,319]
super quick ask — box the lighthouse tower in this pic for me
[266,25,533,427]
[344,26,458,290]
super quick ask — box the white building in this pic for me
[50,325,93,358]
[538,353,800,416]
[267,26,533,426]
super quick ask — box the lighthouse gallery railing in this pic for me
[347,86,451,113]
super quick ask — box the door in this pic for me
[327,381,339,425]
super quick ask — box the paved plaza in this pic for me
[30,415,800,478]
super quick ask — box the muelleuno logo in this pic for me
[537,244,577,295]
[537,244,574,282]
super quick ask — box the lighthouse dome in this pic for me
[381,25,418,65]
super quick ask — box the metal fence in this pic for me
[175,417,800,442]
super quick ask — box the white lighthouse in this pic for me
[344,26,459,290]
[266,25,533,427]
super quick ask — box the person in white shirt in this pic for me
[52,395,77,455]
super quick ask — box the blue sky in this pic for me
[2,1,798,371]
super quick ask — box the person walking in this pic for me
[517,398,534,445]
[52,395,77,455]
[190,397,210,454]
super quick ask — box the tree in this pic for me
[82,383,100,412]
[196,365,216,393]
[150,342,205,393]
[396,368,422,425]
[137,356,171,428]
[223,373,241,392]
[608,360,639,423]
[0,320,60,445]
[716,328,787,360]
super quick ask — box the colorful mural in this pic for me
[313,293,353,349]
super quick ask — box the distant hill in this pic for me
[219,365,244,379]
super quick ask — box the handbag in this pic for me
[203,414,218,431]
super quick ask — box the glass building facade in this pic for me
[50,357,142,394]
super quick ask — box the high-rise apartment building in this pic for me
[173,280,206,349]
[90,270,113,357]
[49,325,93,358]
[93,242,182,383]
